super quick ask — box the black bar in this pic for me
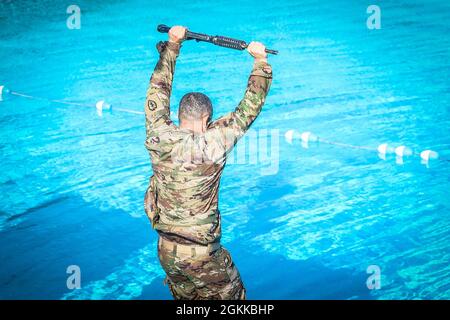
[157,24,278,55]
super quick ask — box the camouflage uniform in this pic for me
[144,40,272,300]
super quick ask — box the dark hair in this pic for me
[179,92,212,122]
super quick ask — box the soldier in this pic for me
[144,25,272,300]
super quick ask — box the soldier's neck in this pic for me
[180,120,207,134]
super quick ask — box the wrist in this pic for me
[254,57,268,64]
[167,40,181,47]
[165,41,181,54]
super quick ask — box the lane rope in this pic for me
[1,85,447,166]
[285,130,448,166]
[1,85,144,117]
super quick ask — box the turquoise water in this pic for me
[1,0,450,299]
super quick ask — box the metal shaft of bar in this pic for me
[157,24,278,55]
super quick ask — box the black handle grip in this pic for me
[157,24,170,33]
[265,49,278,55]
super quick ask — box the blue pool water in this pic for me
[1,0,450,299]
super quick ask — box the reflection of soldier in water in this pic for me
[144,26,272,300]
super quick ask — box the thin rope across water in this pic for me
[1,85,447,166]
[6,88,145,116]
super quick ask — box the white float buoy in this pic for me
[96,100,112,117]
[378,153,386,161]
[377,143,388,155]
[396,156,404,165]
[394,146,412,157]
[420,150,439,162]
[300,131,318,143]
[285,130,295,144]
[0,85,10,101]
[300,131,311,143]
[285,130,305,144]
[299,131,318,149]
[377,143,396,155]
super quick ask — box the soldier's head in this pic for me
[179,92,212,133]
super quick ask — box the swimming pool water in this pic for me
[1,0,450,299]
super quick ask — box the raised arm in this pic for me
[209,42,273,150]
[144,26,186,144]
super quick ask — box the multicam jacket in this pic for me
[144,41,272,245]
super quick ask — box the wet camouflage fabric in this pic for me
[144,40,272,245]
[158,243,246,300]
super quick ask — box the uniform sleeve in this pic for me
[144,41,180,150]
[209,61,273,151]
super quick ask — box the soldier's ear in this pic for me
[201,114,210,132]
[200,113,208,122]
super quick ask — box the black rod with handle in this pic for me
[157,24,278,55]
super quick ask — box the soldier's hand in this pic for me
[169,26,187,44]
[247,41,267,62]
